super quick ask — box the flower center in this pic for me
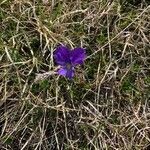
[66,63,72,70]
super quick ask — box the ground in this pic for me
[0,0,150,149]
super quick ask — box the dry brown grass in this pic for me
[0,0,150,149]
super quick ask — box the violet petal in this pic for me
[70,48,86,65]
[58,68,67,76]
[66,68,74,79]
[58,67,74,79]
[54,45,70,65]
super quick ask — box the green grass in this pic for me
[0,0,150,149]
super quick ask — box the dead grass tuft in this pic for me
[0,0,150,149]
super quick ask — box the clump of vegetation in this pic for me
[0,0,150,149]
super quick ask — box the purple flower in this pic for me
[54,45,86,79]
